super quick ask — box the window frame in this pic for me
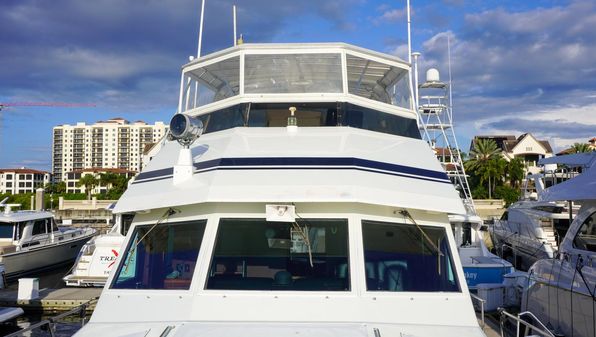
[109,219,209,291]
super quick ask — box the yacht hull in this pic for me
[1,233,96,280]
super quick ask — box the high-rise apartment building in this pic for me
[52,118,167,181]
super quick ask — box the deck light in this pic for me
[169,113,204,147]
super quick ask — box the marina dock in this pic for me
[0,287,101,313]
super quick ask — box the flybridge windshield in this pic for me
[180,50,411,110]
[191,102,421,139]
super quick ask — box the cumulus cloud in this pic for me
[375,8,408,24]
[416,1,596,151]
[0,0,356,111]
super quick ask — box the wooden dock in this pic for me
[0,287,102,313]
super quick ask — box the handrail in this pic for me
[500,242,518,265]
[469,293,485,327]
[499,308,555,337]
[5,297,99,337]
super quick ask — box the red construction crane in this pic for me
[0,102,96,111]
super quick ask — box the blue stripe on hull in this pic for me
[134,157,451,185]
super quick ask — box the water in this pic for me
[1,314,88,337]
[1,265,88,337]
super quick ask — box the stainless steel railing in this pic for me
[499,309,555,337]
[470,293,486,327]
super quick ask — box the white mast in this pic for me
[197,0,206,57]
[193,0,206,108]
[233,5,237,46]
[406,0,412,64]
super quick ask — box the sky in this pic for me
[0,0,595,171]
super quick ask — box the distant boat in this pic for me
[490,155,593,270]
[523,152,596,337]
[0,198,96,280]
[64,211,132,287]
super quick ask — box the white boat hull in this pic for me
[1,233,96,280]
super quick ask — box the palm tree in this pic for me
[506,157,525,188]
[77,174,99,200]
[99,172,119,191]
[465,138,502,199]
[570,143,592,153]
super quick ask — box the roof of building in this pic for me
[471,133,552,154]
[0,168,49,174]
[433,147,454,156]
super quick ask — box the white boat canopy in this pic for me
[538,152,596,168]
[540,163,596,202]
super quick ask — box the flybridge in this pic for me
[178,43,415,118]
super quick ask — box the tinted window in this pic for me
[207,218,349,291]
[198,104,246,134]
[32,219,47,235]
[343,104,421,139]
[192,102,420,139]
[0,224,13,239]
[111,220,207,290]
[362,220,460,292]
[573,212,596,252]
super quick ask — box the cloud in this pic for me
[0,0,356,111]
[484,118,595,140]
[375,8,408,24]
[415,1,596,150]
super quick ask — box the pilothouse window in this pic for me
[195,102,421,139]
[0,223,13,239]
[362,220,460,292]
[111,220,206,290]
[207,218,350,291]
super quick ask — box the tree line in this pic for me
[1,172,132,210]
[464,139,594,206]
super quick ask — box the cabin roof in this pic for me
[114,127,465,215]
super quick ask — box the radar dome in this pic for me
[426,68,440,82]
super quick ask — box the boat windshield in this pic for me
[206,218,349,291]
[111,220,207,290]
[362,220,460,292]
[194,102,421,139]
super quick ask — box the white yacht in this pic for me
[491,155,594,270]
[63,213,134,287]
[523,152,596,337]
[0,198,96,280]
[74,43,485,337]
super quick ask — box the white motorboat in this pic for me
[0,198,96,280]
[522,152,596,337]
[491,199,572,270]
[64,213,134,287]
[490,155,594,270]
[74,43,485,337]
